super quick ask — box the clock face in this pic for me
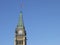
[18,30,23,35]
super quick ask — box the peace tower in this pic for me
[14,11,26,45]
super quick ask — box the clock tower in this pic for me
[14,11,26,45]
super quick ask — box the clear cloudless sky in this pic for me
[0,0,60,45]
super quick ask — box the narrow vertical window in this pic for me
[19,40,23,44]
[16,40,23,44]
[16,40,19,44]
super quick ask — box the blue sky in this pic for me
[0,0,60,45]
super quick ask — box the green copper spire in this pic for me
[17,11,24,28]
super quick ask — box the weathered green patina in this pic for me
[17,11,24,28]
